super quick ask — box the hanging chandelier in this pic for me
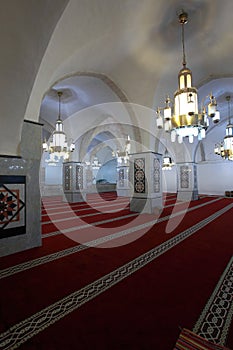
[92,156,102,170]
[156,11,220,144]
[162,148,174,170]
[112,135,131,165]
[42,91,75,160]
[214,96,233,161]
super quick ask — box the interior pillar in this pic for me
[0,120,42,257]
[177,162,198,201]
[116,164,130,197]
[63,161,86,202]
[129,152,163,214]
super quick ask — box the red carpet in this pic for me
[0,193,232,349]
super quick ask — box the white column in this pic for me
[0,120,42,257]
[63,161,86,202]
[116,165,131,197]
[177,162,198,201]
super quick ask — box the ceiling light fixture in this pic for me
[214,96,233,161]
[112,135,131,165]
[156,11,220,144]
[162,148,174,170]
[42,91,75,160]
[92,156,102,170]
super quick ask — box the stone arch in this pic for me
[44,72,142,147]
[78,121,128,162]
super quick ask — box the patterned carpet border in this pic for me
[193,256,233,346]
[0,203,232,350]
[0,198,221,279]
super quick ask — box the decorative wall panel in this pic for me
[76,165,83,190]
[118,168,124,187]
[0,175,26,239]
[134,158,145,193]
[64,165,71,190]
[180,165,189,189]
[86,168,92,186]
[193,164,197,189]
[153,158,160,193]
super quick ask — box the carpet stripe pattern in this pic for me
[0,197,221,279]
[0,193,233,350]
[0,202,232,350]
[42,196,221,238]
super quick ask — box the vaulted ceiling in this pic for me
[1,0,233,162]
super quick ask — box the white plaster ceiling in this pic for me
[39,76,122,128]
[34,0,233,163]
[0,0,69,156]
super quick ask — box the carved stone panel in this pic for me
[154,158,160,193]
[134,158,145,193]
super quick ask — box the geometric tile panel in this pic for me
[64,165,71,191]
[118,168,124,187]
[134,158,145,193]
[193,164,198,190]
[0,175,26,239]
[153,158,160,193]
[76,165,83,190]
[0,189,19,223]
[180,165,190,189]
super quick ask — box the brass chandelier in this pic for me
[214,96,233,161]
[43,91,75,160]
[156,11,220,144]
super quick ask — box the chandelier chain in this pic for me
[181,22,186,68]
[57,91,62,121]
[227,95,231,124]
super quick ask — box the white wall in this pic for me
[198,161,233,195]
[96,159,117,183]
[162,166,177,193]
[162,161,233,196]
[45,165,62,185]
